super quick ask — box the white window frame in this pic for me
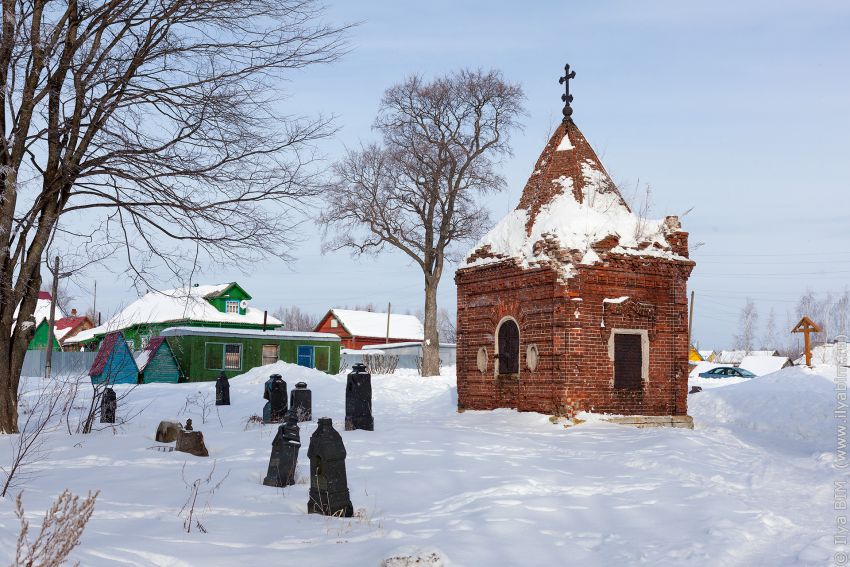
[607,329,650,387]
[223,343,242,370]
[330,318,338,328]
[225,300,240,314]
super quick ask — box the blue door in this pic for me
[297,345,314,368]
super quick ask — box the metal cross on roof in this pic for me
[559,63,576,122]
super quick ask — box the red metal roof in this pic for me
[55,316,90,330]
[37,291,52,300]
[89,332,120,376]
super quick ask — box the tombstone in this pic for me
[215,371,230,406]
[155,420,182,443]
[263,374,287,424]
[345,363,373,431]
[100,387,117,423]
[263,411,301,487]
[175,429,209,457]
[290,382,312,422]
[307,418,353,517]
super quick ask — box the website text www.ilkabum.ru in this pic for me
[835,335,849,566]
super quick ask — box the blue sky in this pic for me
[85,0,850,349]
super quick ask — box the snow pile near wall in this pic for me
[689,366,836,453]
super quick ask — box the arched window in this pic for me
[497,319,519,375]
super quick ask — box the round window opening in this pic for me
[476,347,488,373]
[526,344,539,371]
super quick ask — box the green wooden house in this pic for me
[160,327,341,382]
[135,337,183,383]
[64,282,282,352]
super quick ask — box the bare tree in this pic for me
[733,298,759,354]
[1,378,67,497]
[272,306,319,331]
[762,307,778,350]
[0,0,349,433]
[438,308,456,343]
[320,69,524,376]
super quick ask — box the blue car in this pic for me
[698,366,756,379]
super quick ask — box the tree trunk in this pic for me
[421,278,441,377]
[0,334,29,434]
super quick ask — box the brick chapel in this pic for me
[455,65,695,424]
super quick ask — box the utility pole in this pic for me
[44,256,60,379]
[385,302,391,344]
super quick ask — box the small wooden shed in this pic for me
[135,337,182,384]
[89,332,138,385]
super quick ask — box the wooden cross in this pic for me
[559,63,576,122]
[792,316,822,367]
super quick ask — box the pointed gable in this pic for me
[465,119,691,278]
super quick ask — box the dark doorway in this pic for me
[614,333,643,389]
[497,320,519,375]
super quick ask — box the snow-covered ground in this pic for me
[0,363,839,565]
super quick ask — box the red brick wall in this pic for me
[456,256,693,416]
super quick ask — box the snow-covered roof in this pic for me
[698,350,716,359]
[739,355,792,376]
[463,119,692,278]
[160,326,340,342]
[325,309,424,341]
[65,283,280,344]
[715,350,779,365]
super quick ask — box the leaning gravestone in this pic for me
[263,410,301,487]
[307,418,353,517]
[155,421,182,443]
[263,374,287,424]
[345,363,373,431]
[175,429,209,457]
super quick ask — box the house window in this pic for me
[126,339,135,352]
[314,346,330,372]
[614,333,643,390]
[497,319,519,375]
[206,343,224,370]
[224,344,242,369]
[330,319,338,328]
[225,300,239,314]
[140,335,150,350]
[262,344,278,366]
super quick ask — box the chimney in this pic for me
[71,308,77,317]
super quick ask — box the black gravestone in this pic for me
[307,418,353,517]
[345,363,373,431]
[263,411,301,487]
[215,371,230,406]
[100,387,116,423]
[290,382,312,422]
[262,374,287,424]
